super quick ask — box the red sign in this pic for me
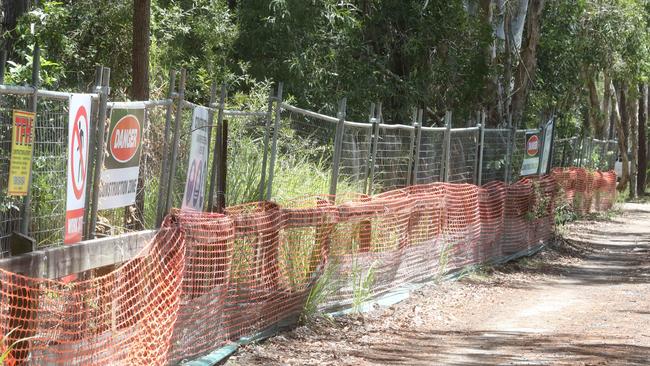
[70,106,89,200]
[526,135,540,157]
[109,115,141,163]
[65,94,91,245]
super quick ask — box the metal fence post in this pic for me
[155,69,176,227]
[412,109,423,186]
[88,67,111,238]
[19,34,41,235]
[83,66,103,238]
[214,119,228,213]
[367,103,381,195]
[406,108,417,186]
[329,98,347,199]
[164,68,186,216]
[476,122,485,186]
[266,82,283,201]
[208,84,226,211]
[362,103,376,195]
[441,111,452,182]
[504,120,515,184]
[258,87,276,201]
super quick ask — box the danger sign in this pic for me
[520,131,542,176]
[97,106,145,210]
[526,135,540,157]
[65,94,92,244]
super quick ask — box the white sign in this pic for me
[539,119,554,175]
[65,94,92,244]
[97,106,145,210]
[182,107,210,211]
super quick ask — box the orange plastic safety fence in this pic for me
[0,218,185,365]
[0,167,616,365]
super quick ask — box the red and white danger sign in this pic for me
[65,94,92,244]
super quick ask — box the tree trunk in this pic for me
[510,0,544,128]
[638,84,647,195]
[128,0,151,230]
[131,0,150,100]
[1,0,30,62]
[611,81,629,191]
[602,71,611,140]
[628,86,638,199]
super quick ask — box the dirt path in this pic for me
[225,203,650,366]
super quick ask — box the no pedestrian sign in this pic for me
[8,110,35,196]
[65,94,92,244]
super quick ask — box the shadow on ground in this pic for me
[351,329,650,365]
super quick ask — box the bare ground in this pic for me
[225,202,650,366]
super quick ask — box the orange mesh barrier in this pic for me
[552,167,617,213]
[0,167,616,364]
[0,218,185,365]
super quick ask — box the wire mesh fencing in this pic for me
[447,127,480,184]
[0,94,31,255]
[373,125,415,192]
[481,128,510,184]
[414,127,445,185]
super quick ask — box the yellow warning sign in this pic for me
[8,110,35,196]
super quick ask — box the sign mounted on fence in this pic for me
[8,110,35,196]
[182,106,210,211]
[65,94,92,244]
[539,118,555,175]
[520,131,541,176]
[97,106,145,210]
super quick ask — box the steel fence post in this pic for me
[215,119,229,213]
[477,122,485,186]
[208,84,226,211]
[329,98,347,199]
[367,103,381,195]
[155,69,176,227]
[266,82,283,201]
[363,103,376,195]
[19,34,41,235]
[441,111,452,182]
[164,68,186,216]
[88,67,111,238]
[258,87,275,201]
[202,82,218,212]
[504,125,514,184]
[406,108,417,186]
[412,109,423,186]
[83,66,103,238]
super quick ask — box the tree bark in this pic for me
[510,0,544,128]
[611,81,629,191]
[602,71,611,140]
[628,85,638,199]
[1,0,30,62]
[638,84,647,195]
[128,0,150,230]
[131,0,150,100]
[585,71,605,138]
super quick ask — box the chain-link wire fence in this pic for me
[414,127,445,185]
[373,125,415,192]
[0,94,30,255]
[481,128,510,184]
[447,127,480,183]
[0,76,621,258]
